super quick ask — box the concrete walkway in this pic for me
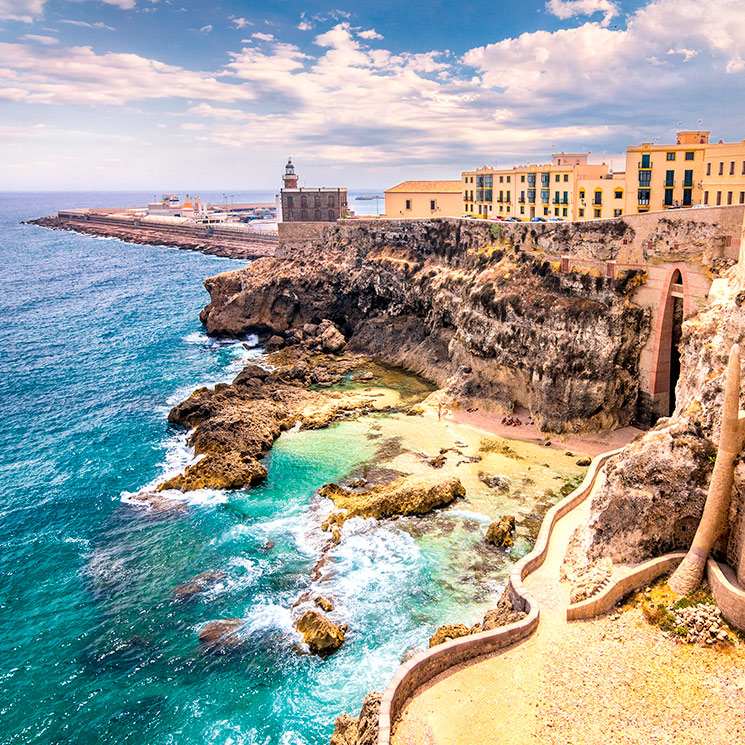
[392,474,596,744]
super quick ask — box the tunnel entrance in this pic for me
[668,270,684,416]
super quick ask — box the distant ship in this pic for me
[355,195,384,201]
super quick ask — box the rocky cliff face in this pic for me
[567,269,745,569]
[200,220,650,434]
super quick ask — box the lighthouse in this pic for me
[283,158,298,189]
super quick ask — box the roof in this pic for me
[385,180,462,194]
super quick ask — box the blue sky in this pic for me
[1,0,744,190]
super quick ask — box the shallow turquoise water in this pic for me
[0,193,508,745]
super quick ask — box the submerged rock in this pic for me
[172,571,226,600]
[485,515,516,548]
[197,618,243,653]
[479,473,511,491]
[329,692,381,745]
[295,610,345,656]
[319,475,465,521]
[315,596,334,612]
[128,491,187,514]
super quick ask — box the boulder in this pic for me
[172,570,226,600]
[296,610,345,656]
[329,692,381,745]
[233,364,270,386]
[128,491,187,514]
[321,325,346,353]
[197,618,243,653]
[320,475,465,521]
[315,596,334,612]
[485,515,516,548]
[576,457,592,467]
[428,624,470,648]
[303,323,319,337]
[479,473,511,491]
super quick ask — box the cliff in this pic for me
[200,219,651,434]
[566,268,745,570]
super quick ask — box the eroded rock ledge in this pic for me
[199,219,651,434]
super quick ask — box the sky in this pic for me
[1,0,744,190]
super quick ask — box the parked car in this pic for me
[530,217,546,222]
[503,216,520,222]
[547,217,564,222]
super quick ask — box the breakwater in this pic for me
[29,211,278,260]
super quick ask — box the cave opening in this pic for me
[668,270,684,416]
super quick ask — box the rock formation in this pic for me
[485,515,516,548]
[197,618,244,653]
[319,475,465,522]
[329,692,381,745]
[199,220,651,433]
[295,610,345,656]
[172,571,226,600]
[670,344,745,594]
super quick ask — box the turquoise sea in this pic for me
[0,192,509,745]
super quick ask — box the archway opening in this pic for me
[668,269,684,415]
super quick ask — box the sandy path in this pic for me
[392,474,745,745]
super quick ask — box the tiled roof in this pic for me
[385,180,462,194]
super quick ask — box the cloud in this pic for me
[68,0,137,8]
[231,17,252,29]
[251,32,275,41]
[358,28,383,40]
[0,0,46,22]
[21,34,59,44]
[60,19,116,30]
[298,13,313,31]
[200,24,212,33]
[546,0,619,26]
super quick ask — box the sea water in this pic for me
[0,192,563,745]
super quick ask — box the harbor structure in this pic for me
[384,180,463,218]
[279,159,348,222]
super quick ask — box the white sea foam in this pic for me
[243,602,297,636]
[446,508,493,524]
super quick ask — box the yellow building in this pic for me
[462,154,616,221]
[384,181,463,218]
[701,141,745,207]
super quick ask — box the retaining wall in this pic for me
[377,447,622,744]
[707,558,745,629]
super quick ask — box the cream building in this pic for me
[702,141,745,207]
[384,181,463,218]
[462,154,617,221]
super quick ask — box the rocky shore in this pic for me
[27,215,275,260]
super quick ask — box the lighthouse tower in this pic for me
[283,158,298,189]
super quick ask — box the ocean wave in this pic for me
[445,508,493,523]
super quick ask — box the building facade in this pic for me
[462,154,619,222]
[279,159,348,222]
[384,180,462,218]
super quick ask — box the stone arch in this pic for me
[648,265,689,420]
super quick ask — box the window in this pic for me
[614,209,622,217]
[527,189,536,203]
[478,205,482,214]
[506,192,511,203]
[579,189,585,200]
[594,208,602,218]
[301,195,308,208]
[731,162,736,175]
[719,162,724,176]
[727,191,733,205]
[685,151,694,161]
[666,152,676,161]
[499,190,504,202]
[564,174,569,182]
[521,175,526,183]
[541,172,550,186]
[484,190,493,202]
[405,199,412,210]
[614,189,623,199]
[314,195,321,207]
[641,153,651,168]
[742,162,745,175]
[555,208,560,216]
[553,191,560,204]
[520,205,525,214]
[683,189,692,206]
[579,208,585,217]
[287,196,294,207]
[639,170,651,186]
[562,191,569,204]
[484,175,493,187]
[301,209,308,219]
[665,170,674,187]
[328,210,335,220]
[519,190,525,202]
[741,192,745,205]
[664,188,674,206]
[499,175,504,183]
[507,176,511,183]
[527,174,536,186]
[683,169,693,188]
[315,209,321,219]
[638,189,650,204]
[562,208,568,217]
[543,207,549,216]
[555,174,560,182]
[706,163,711,176]
[593,189,602,205]
[287,209,293,219]
[716,191,722,205]
[541,189,550,203]
[476,175,484,187]
[430,200,436,210]
[704,190,709,205]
